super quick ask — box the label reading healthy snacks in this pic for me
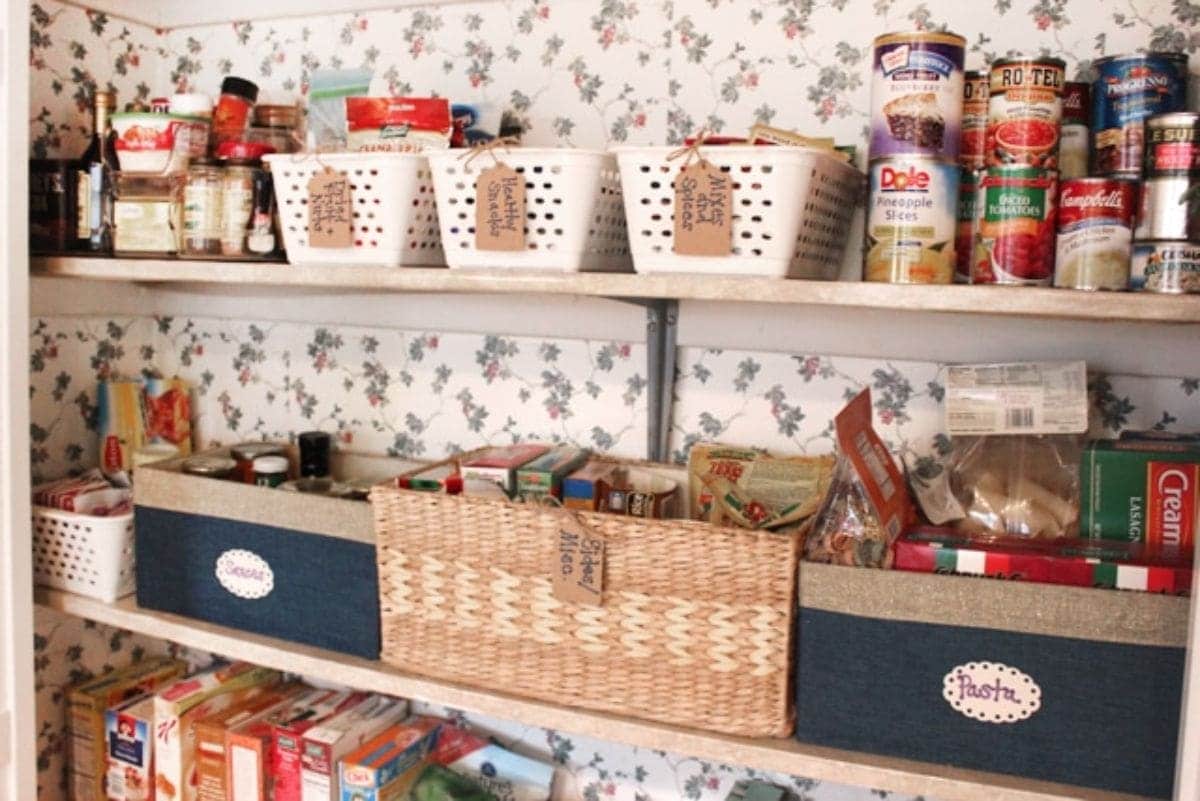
[945,361,1088,436]
[476,163,527,251]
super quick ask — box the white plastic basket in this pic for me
[613,145,862,278]
[264,152,443,267]
[32,505,134,602]
[426,148,631,271]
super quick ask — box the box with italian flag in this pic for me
[894,526,1192,594]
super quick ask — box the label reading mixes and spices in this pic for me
[552,513,605,606]
[475,163,526,251]
[945,361,1088,436]
[307,171,353,248]
[674,161,732,256]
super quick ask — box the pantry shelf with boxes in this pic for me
[8,4,1200,801]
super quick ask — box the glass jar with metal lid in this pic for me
[247,104,301,154]
[183,158,223,255]
[230,441,287,483]
[220,158,258,256]
[181,455,237,479]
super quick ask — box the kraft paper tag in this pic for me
[674,160,732,256]
[307,170,353,248]
[552,512,605,606]
[475,163,526,251]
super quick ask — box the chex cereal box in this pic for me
[104,695,155,801]
[299,695,409,801]
[272,690,368,801]
[193,683,302,801]
[153,663,279,801]
[338,716,442,801]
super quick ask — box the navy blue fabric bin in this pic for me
[133,450,413,661]
[795,564,1189,798]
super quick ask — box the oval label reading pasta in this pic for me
[943,661,1041,723]
[215,549,275,600]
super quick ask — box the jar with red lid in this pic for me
[211,76,259,152]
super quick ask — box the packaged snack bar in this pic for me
[69,657,187,801]
[299,694,409,801]
[344,97,452,153]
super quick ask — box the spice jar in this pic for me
[219,158,258,255]
[247,104,301,154]
[181,455,237,479]
[231,442,286,483]
[298,431,332,478]
[253,455,290,487]
[183,158,223,255]
[211,76,259,152]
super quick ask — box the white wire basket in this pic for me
[264,152,443,267]
[32,505,135,602]
[613,145,862,278]
[426,148,631,271]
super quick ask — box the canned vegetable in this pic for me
[986,56,1065,168]
[973,165,1057,285]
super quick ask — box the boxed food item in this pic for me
[226,688,330,801]
[273,690,368,801]
[687,444,833,527]
[344,97,452,153]
[153,663,280,801]
[396,463,462,493]
[561,462,618,511]
[426,725,554,801]
[1081,433,1199,551]
[338,716,442,801]
[514,445,589,501]
[460,444,549,496]
[104,695,155,801]
[895,526,1192,593]
[68,657,187,801]
[98,380,148,481]
[193,683,303,801]
[33,468,130,516]
[299,694,410,801]
[142,377,193,461]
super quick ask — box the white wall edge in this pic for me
[56,0,490,30]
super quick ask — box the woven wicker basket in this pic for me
[370,480,799,737]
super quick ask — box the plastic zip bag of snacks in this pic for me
[306,68,372,150]
[804,389,914,567]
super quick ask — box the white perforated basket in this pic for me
[426,148,631,271]
[613,145,862,278]
[264,152,443,267]
[32,505,134,602]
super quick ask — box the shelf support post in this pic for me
[609,298,678,463]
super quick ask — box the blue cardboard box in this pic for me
[795,563,1188,798]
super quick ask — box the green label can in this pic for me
[973,165,1057,284]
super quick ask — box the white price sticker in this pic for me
[944,361,1088,436]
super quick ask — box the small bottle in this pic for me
[298,431,332,479]
[230,442,286,483]
[252,455,289,488]
[76,90,119,253]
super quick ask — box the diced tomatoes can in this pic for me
[1092,52,1189,177]
[864,158,959,284]
[870,31,966,161]
[959,70,989,171]
[986,56,1065,169]
[973,165,1057,285]
[1059,82,1090,179]
[955,169,982,282]
[1054,177,1137,291]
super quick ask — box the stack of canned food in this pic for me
[865,33,1196,294]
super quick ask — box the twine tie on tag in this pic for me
[666,128,712,170]
[459,136,521,167]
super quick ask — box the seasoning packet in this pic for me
[307,68,372,150]
[345,97,452,153]
[687,444,834,527]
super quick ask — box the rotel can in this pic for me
[973,165,1057,285]
[863,158,959,284]
[959,70,989,170]
[986,56,1065,168]
[1058,82,1090,179]
[1092,52,1189,176]
[1054,177,1137,290]
[955,169,982,282]
[870,31,966,161]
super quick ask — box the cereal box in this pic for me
[338,716,442,801]
[104,696,155,801]
[299,695,409,801]
[226,688,331,801]
[153,663,280,801]
[272,690,369,801]
[69,657,186,801]
[193,683,303,801]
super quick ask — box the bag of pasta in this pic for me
[804,389,914,568]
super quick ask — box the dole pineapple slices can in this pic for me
[864,157,959,284]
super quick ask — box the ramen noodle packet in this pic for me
[345,97,452,152]
[687,444,833,528]
[804,389,914,567]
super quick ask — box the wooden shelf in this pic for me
[31,256,1200,324]
[36,587,1147,801]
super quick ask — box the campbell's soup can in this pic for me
[973,166,1057,285]
[1092,52,1188,176]
[1054,178,1137,290]
[959,71,989,170]
[986,56,1065,169]
[864,158,959,284]
[955,169,982,282]
[1059,82,1090,179]
[1132,241,1200,293]
[870,31,966,160]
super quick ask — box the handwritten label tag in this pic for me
[307,170,353,248]
[674,160,732,256]
[552,512,605,606]
[475,163,526,251]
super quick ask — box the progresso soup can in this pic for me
[986,56,1065,169]
[1092,52,1189,176]
[959,71,989,170]
[1054,177,1137,291]
[973,165,1058,285]
[870,31,966,161]
[864,158,959,284]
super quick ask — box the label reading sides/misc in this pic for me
[945,361,1088,436]
[943,661,1042,724]
[552,513,605,606]
[215,549,275,600]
